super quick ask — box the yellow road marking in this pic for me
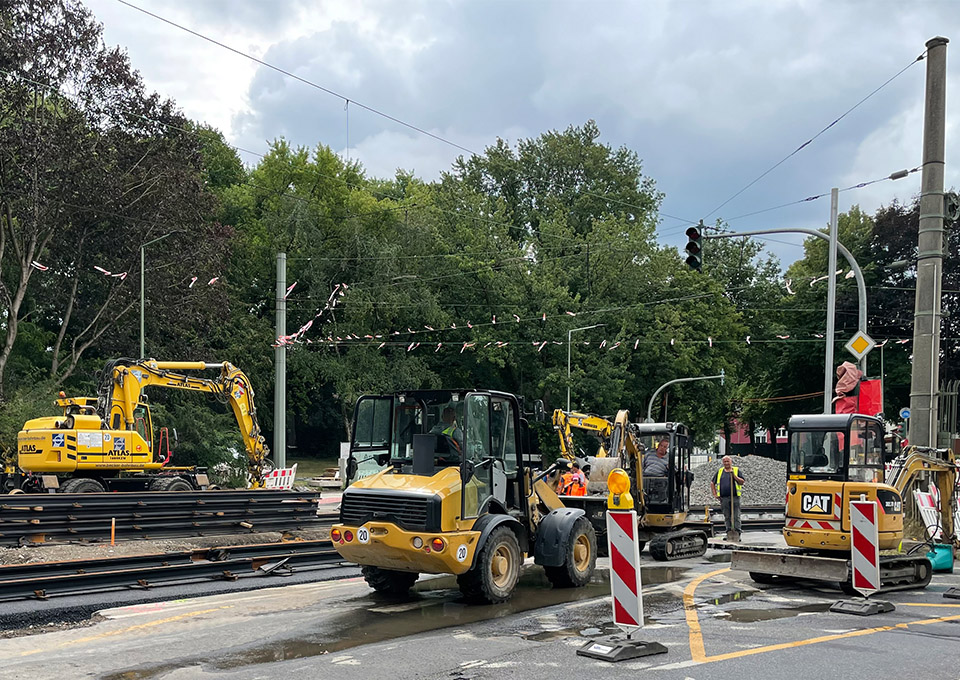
[683,570,960,664]
[18,606,233,657]
[682,567,730,662]
[899,602,960,608]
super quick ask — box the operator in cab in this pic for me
[642,438,670,476]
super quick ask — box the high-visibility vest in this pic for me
[441,424,461,452]
[715,466,742,497]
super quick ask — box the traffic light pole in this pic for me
[703,227,867,374]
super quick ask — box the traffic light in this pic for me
[684,222,704,272]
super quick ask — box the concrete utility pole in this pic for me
[824,188,839,414]
[274,252,287,468]
[909,36,949,448]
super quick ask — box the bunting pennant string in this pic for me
[94,266,111,275]
[284,281,298,298]
[189,277,198,288]
[30,261,49,271]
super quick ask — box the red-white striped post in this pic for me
[850,499,881,597]
[606,509,643,633]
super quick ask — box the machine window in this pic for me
[491,399,517,474]
[790,430,842,475]
[354,397,391,448]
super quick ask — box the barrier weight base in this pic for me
[577,635,668,663]
[944,587,960,600]
[830,599,895,616]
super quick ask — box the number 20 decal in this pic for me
[357,527,370,544]
[456,545,469,562]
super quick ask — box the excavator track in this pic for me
[841,554,934,595]
[648,529,707,561]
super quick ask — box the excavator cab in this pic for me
[632,422,694,516]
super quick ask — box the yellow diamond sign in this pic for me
[845,330,875,360]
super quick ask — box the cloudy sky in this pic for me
[86,0,959,265]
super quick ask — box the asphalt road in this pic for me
[1,535,959,679]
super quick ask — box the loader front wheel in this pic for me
[544,517,597,588]
[458,526,521,604]
[361,566,419,595]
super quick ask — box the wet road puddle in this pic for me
[720,602,833,623]
[104,564,688,678]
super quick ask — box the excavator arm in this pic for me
[552,409,614,461]
[98,359,271,487]
[887,446,958,546]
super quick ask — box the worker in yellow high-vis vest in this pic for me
[710,456,745,542]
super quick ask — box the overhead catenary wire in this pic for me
[700,51,927,221]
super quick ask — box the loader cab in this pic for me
[347,389,534,519]
[788,413,886,484]
[633,422,694,514]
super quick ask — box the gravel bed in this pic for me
[690,455,788,506]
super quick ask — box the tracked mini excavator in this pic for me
[9,359,269,493]
[555,410,712,561]
[732,413,957,593]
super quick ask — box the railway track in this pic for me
[0,539,346,601]
[0,490,329,546]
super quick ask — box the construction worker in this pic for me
[711,455,745,542]
[642,438,670,476]
[430,406,463,455]
[555,461,587,496]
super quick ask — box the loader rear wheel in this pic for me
[361,566,419,595]
[149,477,193,492]
[458,526,521,604]
[544,516,597,588]
[59,478,105,494]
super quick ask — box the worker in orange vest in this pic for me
[556,461,587,496]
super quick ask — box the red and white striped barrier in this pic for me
[850,499,881,597]
[262,464,298,490]
[606,509,643,631]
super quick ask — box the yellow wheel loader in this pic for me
[732,413,957,593]
[331,389,597,604]
[8,359,269,493]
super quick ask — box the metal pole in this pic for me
[566,323,604,411]
[705,228,868,373]
[646,371,725,422]
[139,233,171,360]
[274,252,287,468]
[567,329,572,412]
[909,36,949,449]
[824,188,839,413]
[140,246,145,360]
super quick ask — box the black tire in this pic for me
[749,571,779,585]
[361,565,419,595]
[59,477,105,493]
[544,516,598,588]
[149,477,194,492]
[457,526,522,604]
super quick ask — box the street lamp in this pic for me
[140,233,171,359]
[567,323,605,411]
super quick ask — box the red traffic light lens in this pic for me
[685,226,701,240]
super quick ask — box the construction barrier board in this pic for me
[606,509,643,633]
[850,499,881,597]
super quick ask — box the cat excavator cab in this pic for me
[732,413,956,593]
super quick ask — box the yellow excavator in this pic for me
[732,413,957,593]
[555,409,712,560]
[9,359,269,493]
